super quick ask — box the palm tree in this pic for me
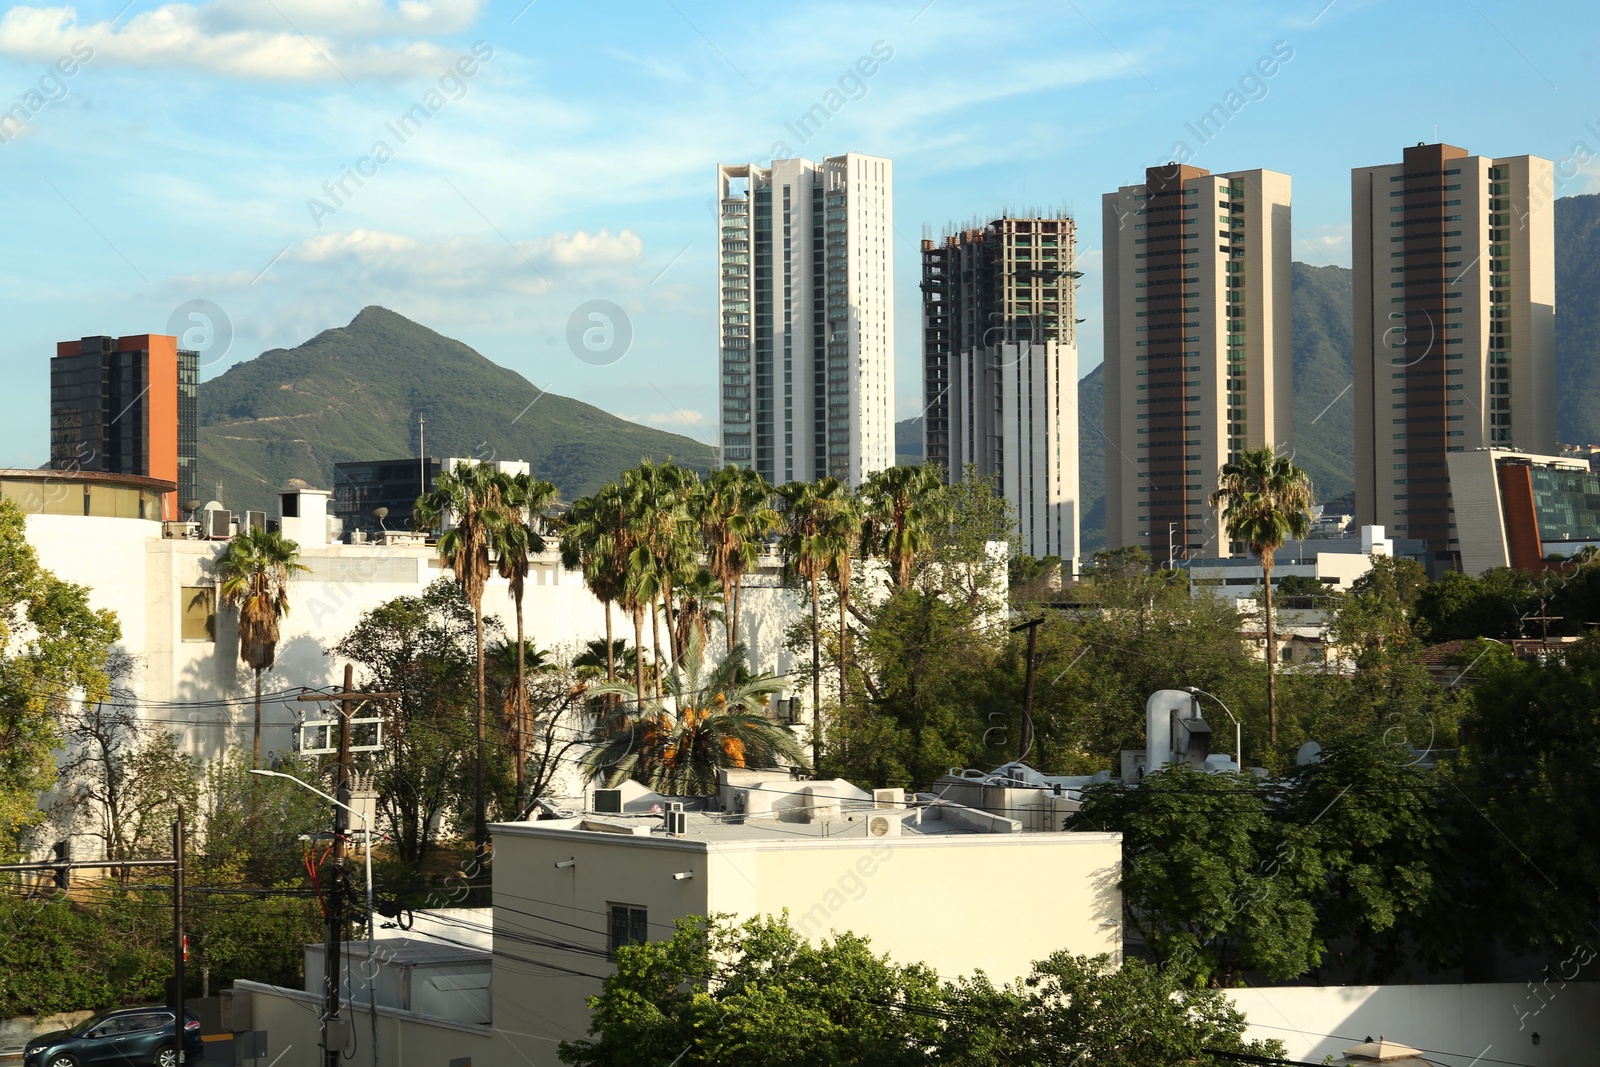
[564,482,650,707]
[694,466,780,653]
[777,477,856,768]
[621,461,695,689]
[861,464,951,590]
[673,567,726,656]
[821,490,862,706]
[491,471,559,807]
[415,460,505,867]
[582,629,806,795]
[1209,446,1313,747]
[560,491,623,688]
[215,526,308,768]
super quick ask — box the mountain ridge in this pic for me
[198,306,717,513]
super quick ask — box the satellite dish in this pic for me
[1295,741,1324,767]
[183,499,202,513]
[371,506,389,531]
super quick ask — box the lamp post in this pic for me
[250,769,378,1067]
[1168,523,1177,571]
[1184,686,1242,771]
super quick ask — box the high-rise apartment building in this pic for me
[921,215,1081,566]
[717,154,894,487]
[1352,143,1555,565]
[1102,165,1293,563]
[51,333,197,520]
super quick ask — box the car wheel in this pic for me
[154,1045,179,1067]
[46,1056,81,1067]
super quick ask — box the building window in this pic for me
[181,586,215,642]
[608,904,648,954]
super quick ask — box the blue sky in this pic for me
[1,0,1596,467]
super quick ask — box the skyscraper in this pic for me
[1102,164,1293,563]
[51,333,198,520]
[717,154,894,487]
[921,215,1081,567]
[1352,143,1555,566]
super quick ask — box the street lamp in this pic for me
[250,769,378,1066]
[1184,686,1242,771]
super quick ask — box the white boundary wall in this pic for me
[1228,979,1599,1067]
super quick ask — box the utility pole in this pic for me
[418,414,426,494]
[172,806,185,1064]
[297,667,396,1067]
[1009,618,1044,763]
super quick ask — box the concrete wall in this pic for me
[1227,979,1599,1067]
[230,980,498,1067]
[486,821,1122,1046]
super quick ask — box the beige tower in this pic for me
[1352,143,1555,565]
[1102,165,1294,564]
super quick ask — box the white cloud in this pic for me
[0,2,483,81]
[629,409,710,429]
[528,229,644,267]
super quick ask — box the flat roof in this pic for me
[0,468,178,493]
[493,810,1120,850]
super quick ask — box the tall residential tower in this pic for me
[1352,142,1555,566]
[51,333,198,520]
[921,215,1081,566]
[1102,164,1293,563]
[717,154,894,487]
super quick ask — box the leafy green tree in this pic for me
[201,750,326,886]
[1023,549,1260,773]
[560,915,944,1067]
[1209,446,1313,745]
[1285,733,1447,981]
[415,460,507,868]
[621,459,698,676]
[1449,635,1600,954]
[583,631,803,795]
[0,498,121,858]
[334,578,501,868]
[1075,765,1323,985]
[215,525,308,767]
[939,953,1287,1066]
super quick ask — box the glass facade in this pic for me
[0,476,164,519]
[1529,466,1600,543]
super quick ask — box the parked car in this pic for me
[23,1005,203,1067]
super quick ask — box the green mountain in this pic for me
[198,307,716,513]
[1556,194,1600,444]
[1290,262,1357,503]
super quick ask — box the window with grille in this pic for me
[608,904,648,954]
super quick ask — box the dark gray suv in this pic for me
[22,1006,204,1067]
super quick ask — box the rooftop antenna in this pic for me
[419,414,426,491]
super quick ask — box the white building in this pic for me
[1102,164,1294,561]
[230,768,1123,1058]
[717,154,895,487]
[6,472,814,771]
[921,216,1080,567]
[1351,143,1556,564]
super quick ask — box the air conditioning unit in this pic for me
[206,509,232,540]
[245,510,266,533]
[866,814,900,838]
[873,788,905,809]
[593,788,623,814]
[665,808,687,836]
